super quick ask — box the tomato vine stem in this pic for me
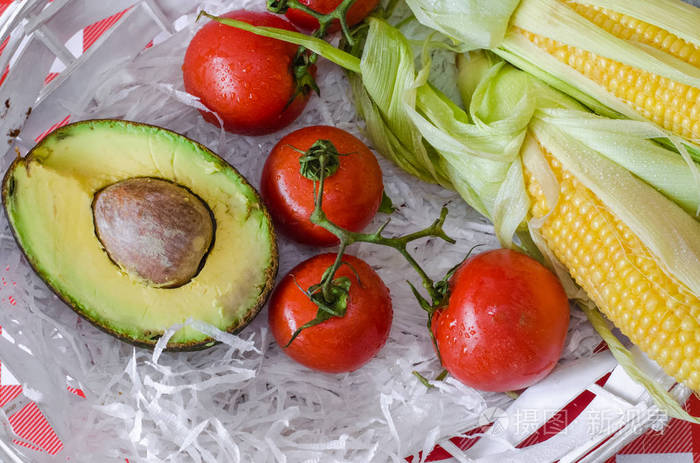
[267,0,360,102]
[310,150,455,306]
[267,0,359,43]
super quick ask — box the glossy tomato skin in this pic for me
[285,0,380,32]
[269,253,392,373]
[182,11,310,136]
[260,126,383,246]
[433,249,569,392]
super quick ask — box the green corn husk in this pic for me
[354,18,451,186]
[404,0,520,50]
[405,0,700,153]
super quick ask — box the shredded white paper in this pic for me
[0,2,602,461]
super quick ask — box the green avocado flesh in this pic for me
[3,120,277,349]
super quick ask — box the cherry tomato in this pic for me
[433,249,569,392]
[285,0,380,32]
[182,11,311,135]
[269,253,392,373]
[260,126,383,246]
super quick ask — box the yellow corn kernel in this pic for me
[523,141,700,391]
[563,1,700,67]
[518,28,700,140]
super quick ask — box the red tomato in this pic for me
[285,0,380,32]
[269,253,392,373]
[260,126,383,246]
[182,11,311,136]
[433,249,569,392]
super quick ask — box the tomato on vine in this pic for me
[269,253,392,373]
[264,136,453,373]
[183,11,312,135]
[194,0,369,136]
[260,126,384,246]
[431,249,570,392]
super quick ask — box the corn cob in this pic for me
[563,1,700,67]
[518,29,700,140]
[524,137,700,390]
[503,0,700,142]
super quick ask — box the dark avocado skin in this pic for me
[2,119,279,351]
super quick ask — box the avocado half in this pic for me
[2,120,278,350]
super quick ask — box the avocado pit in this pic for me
[92,177,214,288]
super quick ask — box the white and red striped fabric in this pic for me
[410,368,700,463]
[8,402,63,455]
[0,2,699,462]
[0,324,62,456]
[33,6,133,142]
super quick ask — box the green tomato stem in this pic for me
[264,0,361,101]
[268,0,359,45]
[296,139,344,181]
[308,144,455,313]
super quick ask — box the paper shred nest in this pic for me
[0,2,601,461]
